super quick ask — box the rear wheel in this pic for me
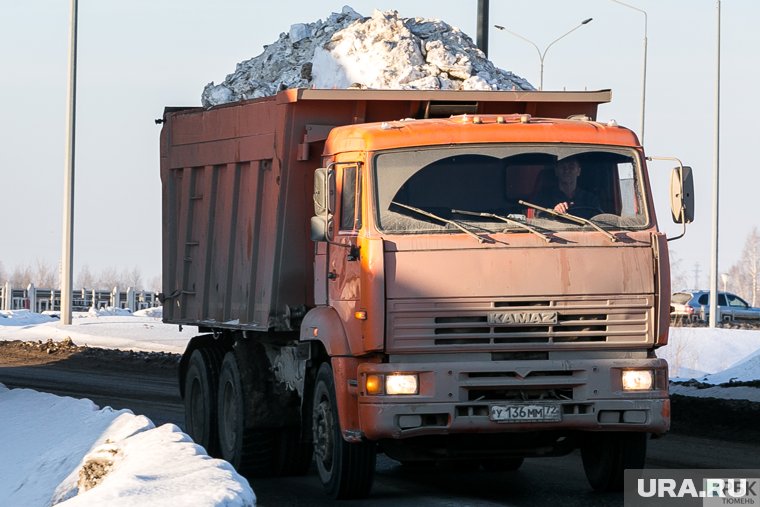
[217,351,277,476]
[581,432,647,491]
[184,348,222,457]
[312,363,376,499]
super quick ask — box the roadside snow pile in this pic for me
[88,307,133,317]
[202,7,533,106]
[134,306,162,318]
[698,350,760,384]
[0,385,255,506]
[0,309,56,326]
[660,327,760,380]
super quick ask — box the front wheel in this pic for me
[312,363,376,499]
[581,432,647,491]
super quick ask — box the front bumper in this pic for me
[356,358,670,440]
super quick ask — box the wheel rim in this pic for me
[313,395,335,481]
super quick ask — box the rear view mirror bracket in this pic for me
[647,156,695,242]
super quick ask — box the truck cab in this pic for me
[306,112,675,495]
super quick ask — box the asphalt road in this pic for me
[0,347,757,507]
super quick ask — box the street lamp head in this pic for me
[582,18,593,25]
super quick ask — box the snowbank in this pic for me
[0,309,57,326]
[659,327,760,380]
[202,7,533,107]
[0,385,254,506]
[0,308,188,353]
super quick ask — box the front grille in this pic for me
[387,295,652,352]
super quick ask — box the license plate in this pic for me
[489,403,561,423]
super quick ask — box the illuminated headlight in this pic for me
[365,373,419,395]
[386,374,419,395]
[622,370,654,391]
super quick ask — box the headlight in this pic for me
[364,373,419,395]
[622,370,654,391]
[385,374,419,395]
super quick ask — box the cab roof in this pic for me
[324,114,639,156]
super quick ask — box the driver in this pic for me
[534,157,600,215]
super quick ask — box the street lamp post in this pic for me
[609,0,648,144]
[494,18,593,91]
[61,0,78,325]
[709,0,722,327]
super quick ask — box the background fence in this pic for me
[0,283,159,313]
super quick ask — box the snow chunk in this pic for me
[202,7,533,106]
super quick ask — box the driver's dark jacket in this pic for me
[534,186,600,211]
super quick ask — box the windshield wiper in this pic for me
[451,208,551,243]
[391,201,493,243]
[518,200,617,243]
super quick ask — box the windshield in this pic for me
[374,144,649,234]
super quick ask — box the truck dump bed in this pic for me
[160,88,611,331]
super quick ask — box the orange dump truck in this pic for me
[160,88,693,498]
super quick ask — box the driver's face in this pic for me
[555,160,581,184]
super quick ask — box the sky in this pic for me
[1,0,757,291]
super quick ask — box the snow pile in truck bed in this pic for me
[201,6,534,107]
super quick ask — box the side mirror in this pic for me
[670,165,694,224]
[311,216,327,242]
[312,167,335,241]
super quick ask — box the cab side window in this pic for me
[340,166,361,231]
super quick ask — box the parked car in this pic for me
[670,290,760,322]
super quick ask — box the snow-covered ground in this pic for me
[0,307,189,353]
[0,385,254,506]
[0,308,255,506]
[1,310,759,504]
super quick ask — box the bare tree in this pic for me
[10,264,32,287]
[76,264,96,289]
[34,259,58,288]
[148,274,162,292]
[741,227,760,306]
[0,260,6,283]
[98,266,121,291]
[726,227,760,306]
[122,266,143,289]
[669,251,689,290]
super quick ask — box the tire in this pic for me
[481,457,524,472]
[276,427,313,476]
[312,363,376,499]
[217,351,277,477]
[184,348,222,457]
[581,432,647,492]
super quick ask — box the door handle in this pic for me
[327,271,338,281]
